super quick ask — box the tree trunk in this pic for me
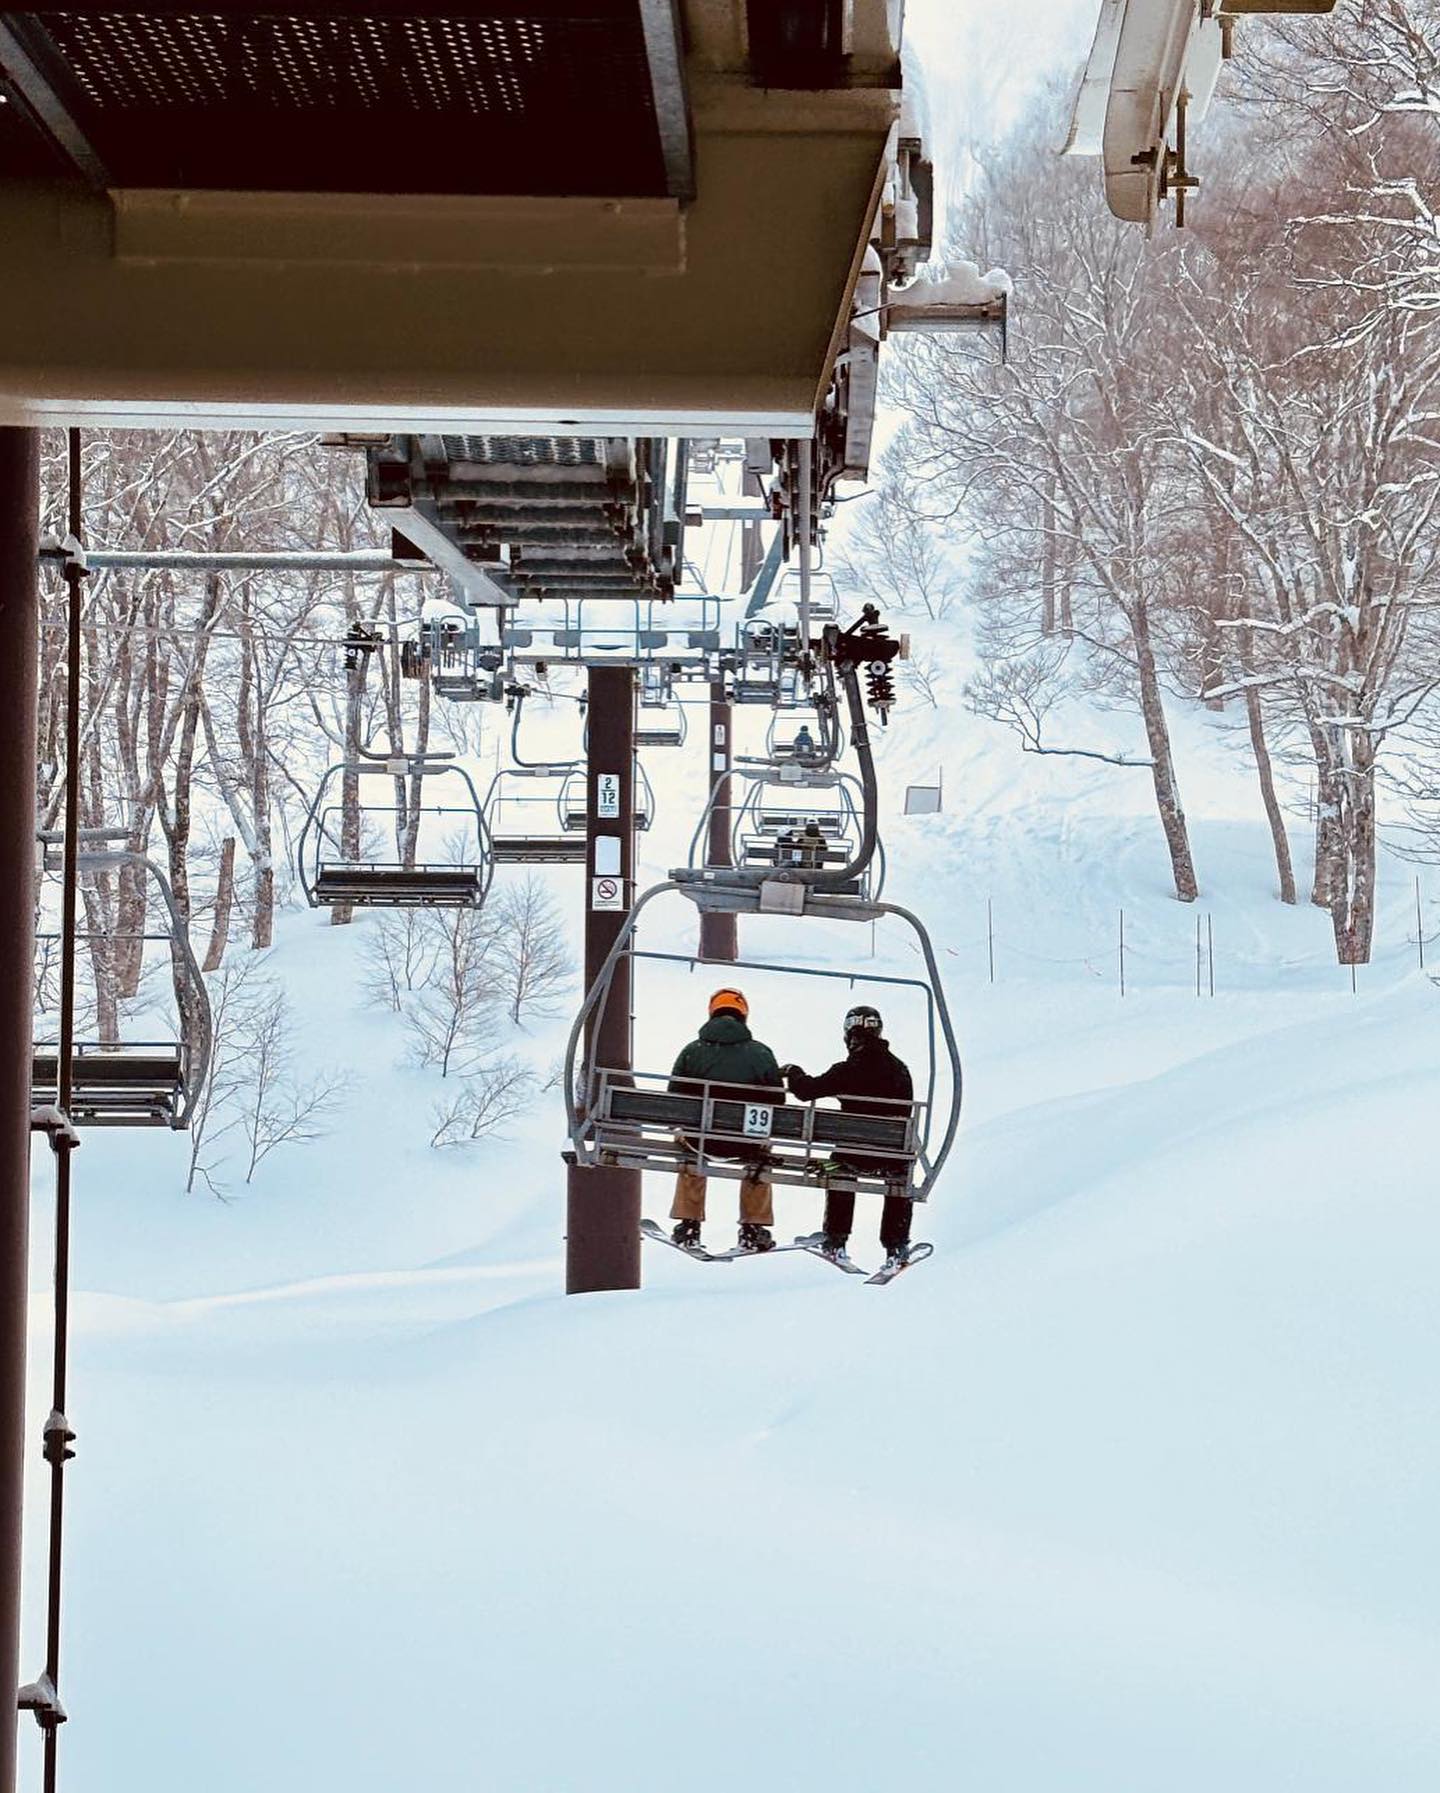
[1331,729,1377,965]
[1040,474,1057,636]
[1130,600,1198,902]
[1236,626,1295,905]
[403,660,431,870]
[1308,722,1343,912]
[203,836,236,972]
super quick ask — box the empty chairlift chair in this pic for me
[298,748,492,907]
[487,767,589,864]
[551,763,655,839]
[635,665,688,748]
[31,834,213,1129]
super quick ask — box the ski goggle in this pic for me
[844,1007,882,1034]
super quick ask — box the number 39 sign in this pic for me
[742,1103,773,1139]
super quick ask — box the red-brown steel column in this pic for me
[0,429,39,1793]
[698,683,737,963]
[565,665,641,1293]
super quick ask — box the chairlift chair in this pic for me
[730,616,804,707]
[420,613,506,704]
[31,834,213,1129]
[564,882,961,1202]
[298,748,493,906]
[488,762,654,863]
[687,768,884,903]
[558,763,655,834]
[775,567,842,625]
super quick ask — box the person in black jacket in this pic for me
[782,1005,915,1263]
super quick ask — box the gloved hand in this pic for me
[779,1063,801,1081]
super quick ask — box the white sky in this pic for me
[903,0,1095,152]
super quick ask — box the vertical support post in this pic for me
[1196,913,1202,998]
[1207,914,1214,997]
[1416,877,1424,971]
[796,437,813,648]
[699,682,736,964]
[1119,908,1126,998]
[0,429,39,1793]
[565,665,641,1294]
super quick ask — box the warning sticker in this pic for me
[591,876,625,911]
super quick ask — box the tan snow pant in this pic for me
[670,1164,774,1225]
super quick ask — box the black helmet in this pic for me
[844,1004,883,1044]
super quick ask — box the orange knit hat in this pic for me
[708,987,748,1020]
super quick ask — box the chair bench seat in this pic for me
[313,865,482,905]
[606,1086,912,1153]
[491,836,588,864]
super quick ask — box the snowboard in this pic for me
[865,1242,934,1286]
[640,1218,729,1263]
[791,1233,870,1277]
[708,1237,807,1263]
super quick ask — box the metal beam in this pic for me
[0,20,108,188]
[383,506,514,608]
[0,428,40,1793]
[37,547,432,576]
[638,0,695,202]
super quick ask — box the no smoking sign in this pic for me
[591,876,625,911]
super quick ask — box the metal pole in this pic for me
[796,438,813,648]
[1417,877,1425,971]
[1207,914,1214,998]
[0,429,40,1793]
[565,665,641,1294]
[699,682,737,963]
[38,547,431,575]
[1196,913,1202,998]
[1119,908,1126,998]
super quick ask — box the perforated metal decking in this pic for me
[356,433,681,605]
[0,3,691,197]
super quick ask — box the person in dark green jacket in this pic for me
[668,988,783,1252]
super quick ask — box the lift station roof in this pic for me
[0,2,905,435]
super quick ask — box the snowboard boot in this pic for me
[797,1230,851,1261]
[672,1218,702,1249]
[880,1241,911,1270]
[737,1222,775,1253]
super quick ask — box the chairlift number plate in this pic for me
[743,1104,774,1139]
[597,773,621,819]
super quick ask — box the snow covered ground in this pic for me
[19,630,1440,1791]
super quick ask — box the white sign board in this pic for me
[742,1103,774,1139]
[594,834,622,876]
[591,876,624,911]
[904,784,943,815]
[597,773,621,819]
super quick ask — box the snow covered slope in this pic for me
[20,630,1440,1791]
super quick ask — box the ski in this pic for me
[640,1218,728,1263]
[791,1234,870,1277]
[865,1243,934,1286]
